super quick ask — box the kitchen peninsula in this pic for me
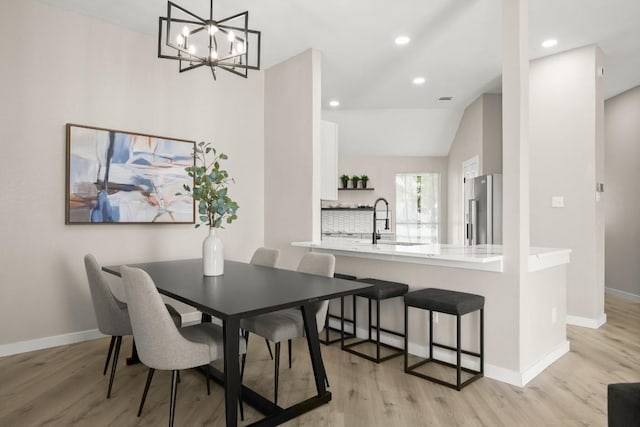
[292,240,572,387]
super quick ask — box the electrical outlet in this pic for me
[551,307,557,324]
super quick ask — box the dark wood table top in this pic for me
[103,258,371,320]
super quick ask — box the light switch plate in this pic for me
[551,196,565,208]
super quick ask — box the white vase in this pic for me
[203,227,224,276]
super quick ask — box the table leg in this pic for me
[300,303,327,396]
[223,317,240,427]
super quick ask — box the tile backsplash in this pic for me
[321,210,391,234]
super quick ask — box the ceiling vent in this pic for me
[438,96,453,101]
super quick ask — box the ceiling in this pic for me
[38,0,640,154]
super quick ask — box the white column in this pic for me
[502,0,529,277]
[502,0,529,371]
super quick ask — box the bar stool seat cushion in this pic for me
[355,278,409,300]
[405,288,484,315]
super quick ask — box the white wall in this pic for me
[264,49,322,269]
[529,45,606,325]
[482,94,504,174]
[604,85,640,300]
[0,0,265,348]
[337,156,449,242]
[447,94,503,245]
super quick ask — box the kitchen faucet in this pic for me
[372,197,390,243]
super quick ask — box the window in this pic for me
[395,173,440,243]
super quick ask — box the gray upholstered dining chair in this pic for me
[249,247,281,360]
[84,254,183,399]
[250,247,280,268]
[120,266,246,427]
[84,254,133,399]
[240,252,335,404]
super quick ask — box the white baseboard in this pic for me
[566,313,607,329]
[0,329,105,358]
[605,287,640,303]
[520,341,570,386]
[328,318,570,387]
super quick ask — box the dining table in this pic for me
[103,258,371,427]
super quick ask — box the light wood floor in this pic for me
[1,295,638,426]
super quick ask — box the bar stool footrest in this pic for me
[342,339,404,363]
[321,314,356,345]
[405,357,483,390]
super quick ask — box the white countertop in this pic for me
[292,240,571,272]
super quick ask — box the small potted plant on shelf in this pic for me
[340,174,350,189]
[360,174,369,189]
[351,175,360,189]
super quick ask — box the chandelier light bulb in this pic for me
[188,45,196,55]
[236,42,245,54]
[210,50,218,60]
[227,31,235,42]
[209,24,218,35]
[176,34,184,47]
[182,26,190,37]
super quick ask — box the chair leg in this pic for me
[404,303,409,371]
[169,370,179,427]
[205,365,211,396]
[103,336,116,376]
[288,339,292,369]
[456,314,462,389]
[274,342,281,405]
[107,336,122,399]
[138,368,155,417]
[265,339,274,360]
[376,299,381,361]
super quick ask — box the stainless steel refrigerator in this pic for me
[464,174,502,245]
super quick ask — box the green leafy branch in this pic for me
[177,141,239,229]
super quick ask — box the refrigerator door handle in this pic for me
[468,199,478,245]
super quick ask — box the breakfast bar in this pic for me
[293,240,572,387]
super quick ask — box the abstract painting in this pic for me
[66,124,195,224]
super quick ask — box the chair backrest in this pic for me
[84,254,132,337]
[250,247,280,268]
[297,253,336,333]
[120,266,210,370]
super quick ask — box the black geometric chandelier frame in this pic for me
[158,0,261,80]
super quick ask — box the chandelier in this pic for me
[158,1,261,80]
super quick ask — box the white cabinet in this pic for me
[321,120,338,200]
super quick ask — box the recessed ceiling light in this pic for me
[329,100,340,107]
[541,39,558,48]
[412,76,426,85]
[395,35,411,46]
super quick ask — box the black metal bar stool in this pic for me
[342,278,409,363]
[404,288,484,390]
[320,273,358,345]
